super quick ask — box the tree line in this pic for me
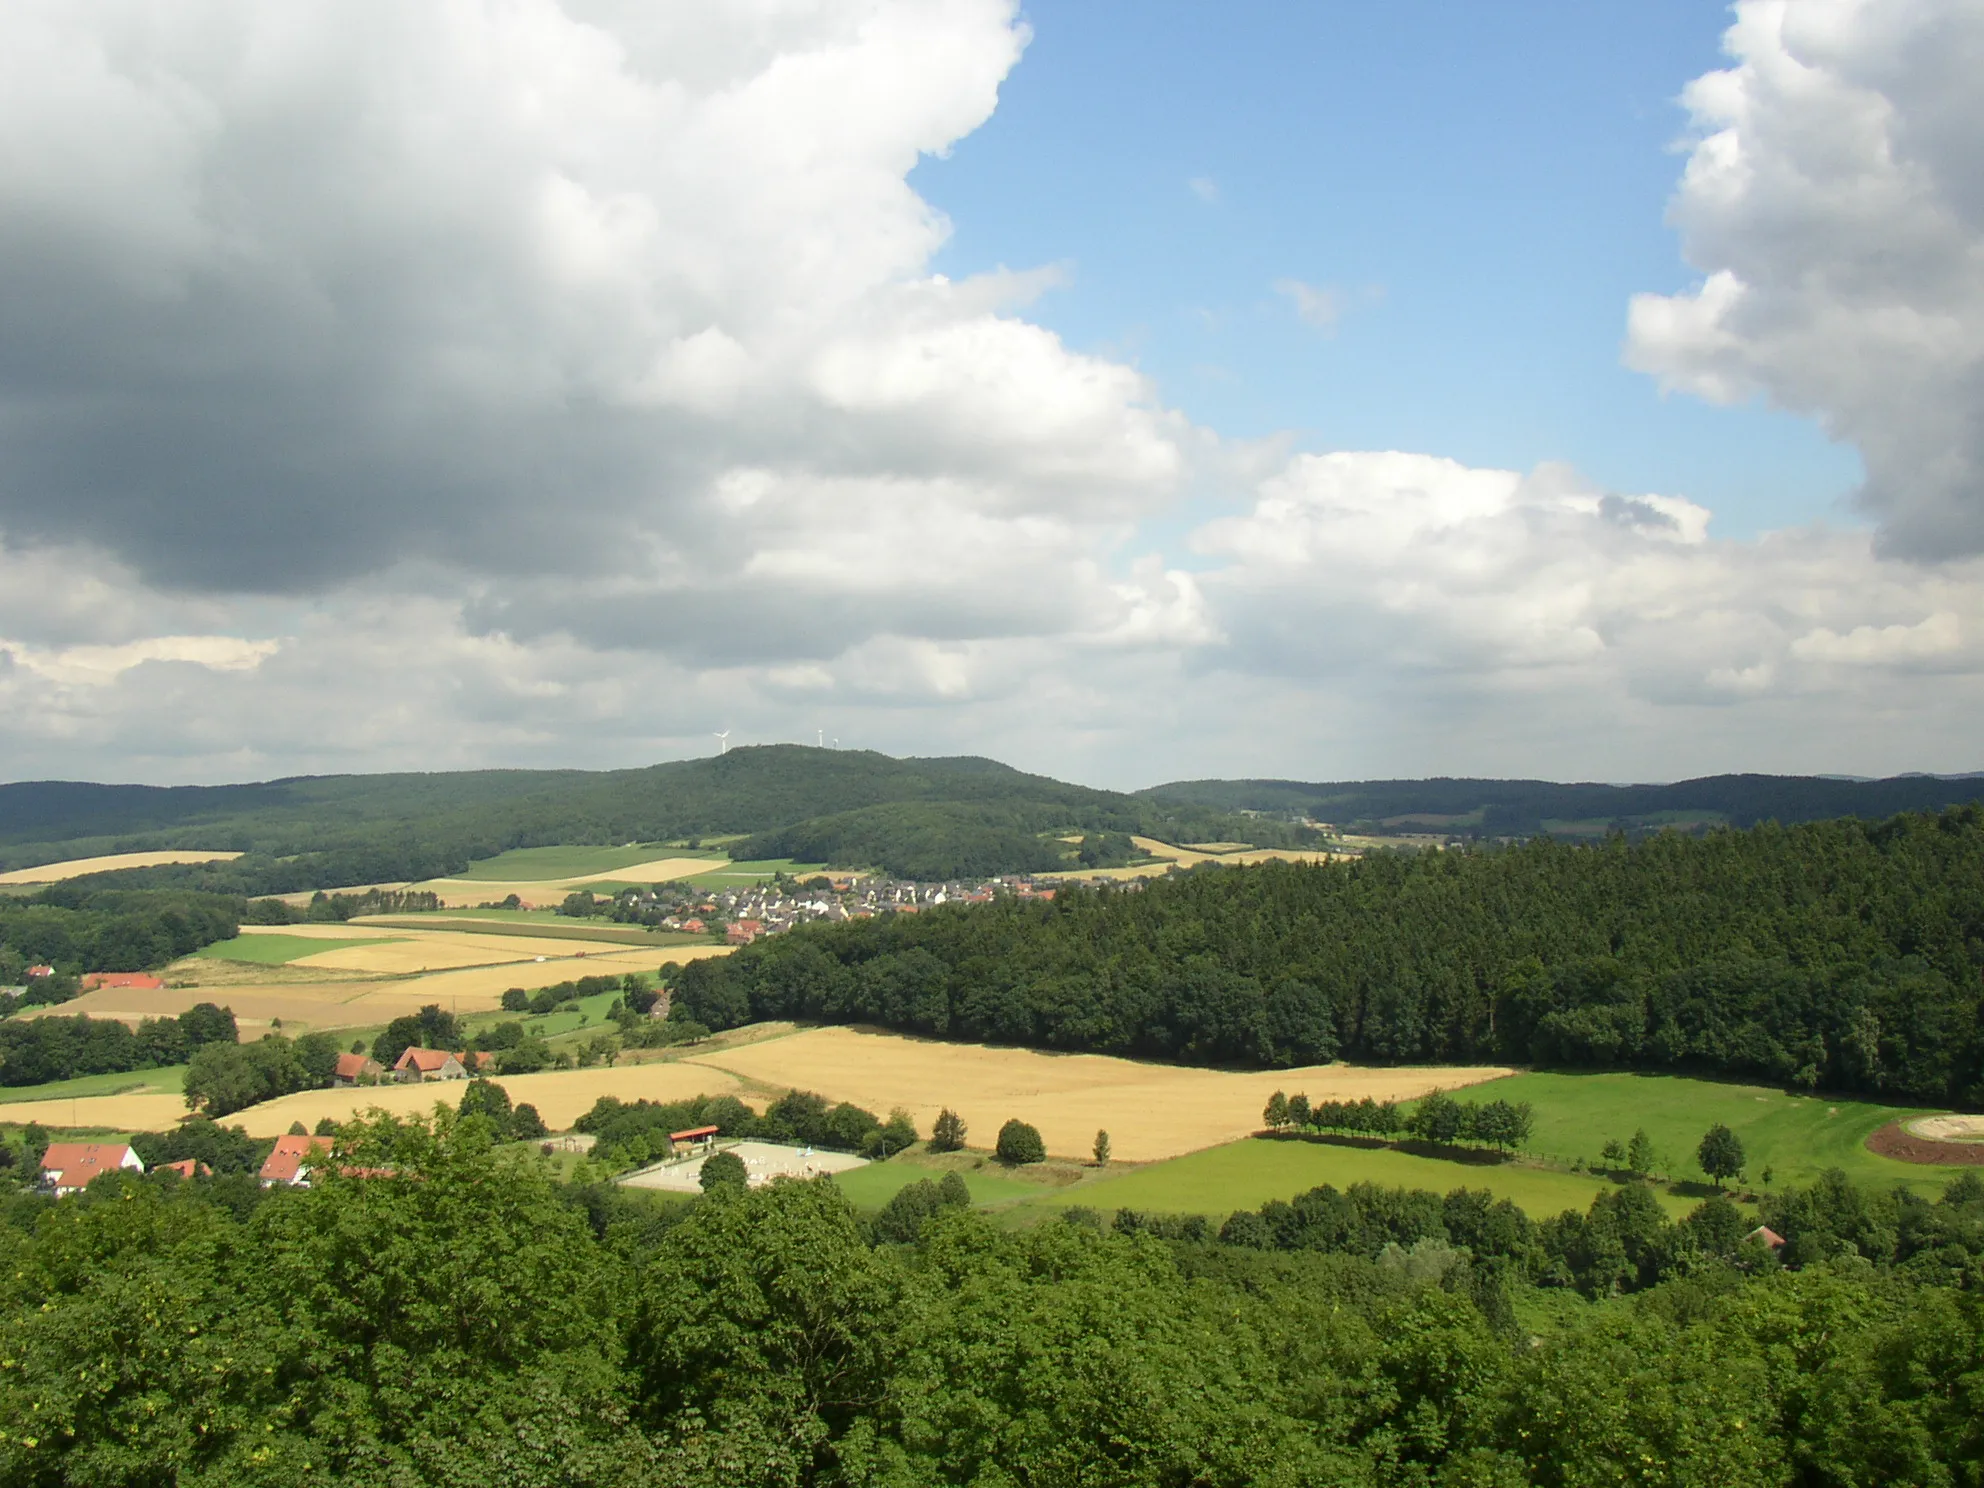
[1,1111,1981,1484]
[0,1002,239,1088]
[1263,1088,1537,1152]
[673,806,1984,1103]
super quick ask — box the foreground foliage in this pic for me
[0,1113,1981,1485]
[677,807,1984,1102]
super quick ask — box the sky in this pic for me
[0,0,1981,790]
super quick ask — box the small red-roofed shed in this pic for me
[669,1125,719,1156]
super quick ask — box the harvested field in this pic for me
[31,942,734,1033]
[1042,838,1342,882]
[676,1025,1511,1163]
[1869,1120,1984,1166]
[0,1090,189,1131]
[230,1062,751,1137]
[0,850,242,884]
[286,930,636,974]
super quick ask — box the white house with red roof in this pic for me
[40,1142,144,1195]
[259,1133,334,1187]
[393,1047,470,1082]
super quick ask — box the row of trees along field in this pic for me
[673,805,1984,1104]
[0,1002,238,1088]
[1,1111,1981,1484]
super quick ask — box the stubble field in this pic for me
[672,1024,1513,1163]
[0,850,243,884]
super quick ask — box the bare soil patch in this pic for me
[1867,1120,1984,1166]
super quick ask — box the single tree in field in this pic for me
[1263,1090,1289,1132]
[1627,1129,1655,1177]
[930,1107,967,1153]
[1698,1124,1745,1191]
[699,1149,748,1194]
[1093,1129,1111,1167]
[1601,1138,1627,1169]
[996,1118,1046,1166]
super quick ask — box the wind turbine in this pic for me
[713,730,730,754]
[817,729,824,748]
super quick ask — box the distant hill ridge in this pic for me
[1138,772,1984,837]
[4,749,1980,890]
[0,747,1303,886]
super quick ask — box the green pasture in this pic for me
[0,1065,188,1104]
[683,858,828,887]
[1005,1136,1673,1224]
[1456,1070,1968,1198]
[450,845,697,881]
[197,933,402,965]
[830,1156,1042,1211]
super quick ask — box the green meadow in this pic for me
[1004,1136,1665,1224]
[0,1065,187,1104]
[196,933,402,965]
[830,1155,1042,1211]
[1459,1069,1966,1197]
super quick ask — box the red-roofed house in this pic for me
[259,1133,334,1187]
[79,971,166,992]
[726,920,764,945]
[333,1052,384,1086]
[40,1142,144,1195]
[681,918,706,934]
[393,1047,469,1082]
[25,965,54,979]
[1745,1225,1787,1252]
[158,1159,212,1179]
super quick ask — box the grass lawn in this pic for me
[452,845,694,881]
[198,934,402,965]
[1458,1070,1970,1198]
[0,1065,188,1103]
[1003,1137,1676,1223]
[831,1154,1043,1210]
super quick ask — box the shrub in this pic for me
[699,1150,748,1194]
[929,1107,967,1153]
[995,1118,1045,1166]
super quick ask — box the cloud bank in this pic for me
[0,0,1979,787]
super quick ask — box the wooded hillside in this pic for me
[675,806,1984,1104]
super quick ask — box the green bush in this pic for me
[995,1118,1045,1166]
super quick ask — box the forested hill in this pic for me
[1141,771,1984,837]
[0,747,1300,886]
[674,806,1984,1105]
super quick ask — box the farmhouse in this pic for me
[80,971,166,992]
[333,1052,384,1085]
[393,1047,470,1082]
[40,1141,144,1195]
[725,919,764,945]
[259,1133,334,1187]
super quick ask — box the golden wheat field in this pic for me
[675,1025,1512,1162]
[0,850,243,885]
[26,931,734,1034]
[228,1062,752,1136]
[1039,837,1342,882]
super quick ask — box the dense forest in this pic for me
[1144,770,1984,837]
[0,886,240,981]
[675,807,1984,1105]
[0,747,1302,888]
[1,1110,1981,1485]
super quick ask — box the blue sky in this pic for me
[913,1,1864,539]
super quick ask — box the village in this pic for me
[581,871,1082,946]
